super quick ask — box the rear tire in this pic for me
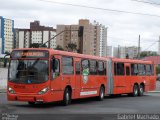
[62,88,71,106]
[138,84,144,96]
[132,84,139,97]
[98,86,105,101]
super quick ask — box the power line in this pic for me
[143,40,158,51]
[131,0,160,6]
[108,36,159,43]
[37,0,160,18]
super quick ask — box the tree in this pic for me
[156,66,160,75]
[55,45,64,51]
[66,43,77,52]
[140,51,158,58]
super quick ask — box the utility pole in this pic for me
[118,45,120,58]
[138,35,140,59]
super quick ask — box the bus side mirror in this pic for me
[52,58,60,80]
[4,54,10,68]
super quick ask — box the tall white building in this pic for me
[94,21,107,57]
[0,16,14,54]
[15,21,56,49]
[98,23,107,57]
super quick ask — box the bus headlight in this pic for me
[38,87,49,95]
[8,87,15,94]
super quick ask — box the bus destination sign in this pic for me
[11,50,49,58]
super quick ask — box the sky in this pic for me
[1,0,160,52]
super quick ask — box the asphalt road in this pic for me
[1,93,160,120]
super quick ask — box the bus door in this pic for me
[114,62,126,94]
[61,56,75,97]
[50,55,62,100]
[125,63,131,93]
[74,61,81,98]
[80,59,95,97]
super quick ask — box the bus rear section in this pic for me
[106,58,156,96]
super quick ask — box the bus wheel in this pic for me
[28,102,35,105]
[63,88,71,106]
[133,84,139,97]
[98,86,105,101]
[138,84,144,96]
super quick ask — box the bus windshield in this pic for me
[8,59,49,84]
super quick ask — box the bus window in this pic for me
[89,60,97,75]
[52,58,60,79]
[98,61,104,75]
[126,66,130,76]
[138,64,145,76]
[151,65,154,75]
[62,57,74,75]
[117,62,124,76]
[103,62,107,75]
[146,64,151,75]
[131,64,138,75]
[142,64,146,75]
[76,62,80,75]
[82,60,89,69]
[114,63,117,75]
[82,59,89,75]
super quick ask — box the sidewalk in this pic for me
[0,68,8,93]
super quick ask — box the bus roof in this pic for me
[12,48,154,64]
[111,57,154,64]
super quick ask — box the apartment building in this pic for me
[0,16,14,54]
[99,24,107,57]
[113,46,139,59]
[15,21,56,49]
[56,19,107,56]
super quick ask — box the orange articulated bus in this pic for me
[7,48,156,105]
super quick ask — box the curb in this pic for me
[148,91,160,93]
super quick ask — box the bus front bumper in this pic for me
[7,92,52,103]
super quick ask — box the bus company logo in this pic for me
[82,68,89,84]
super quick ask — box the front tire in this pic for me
[98,86,105,101]
[62,88,71,106]
[133,84,139,97]
[138,84,144,96]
